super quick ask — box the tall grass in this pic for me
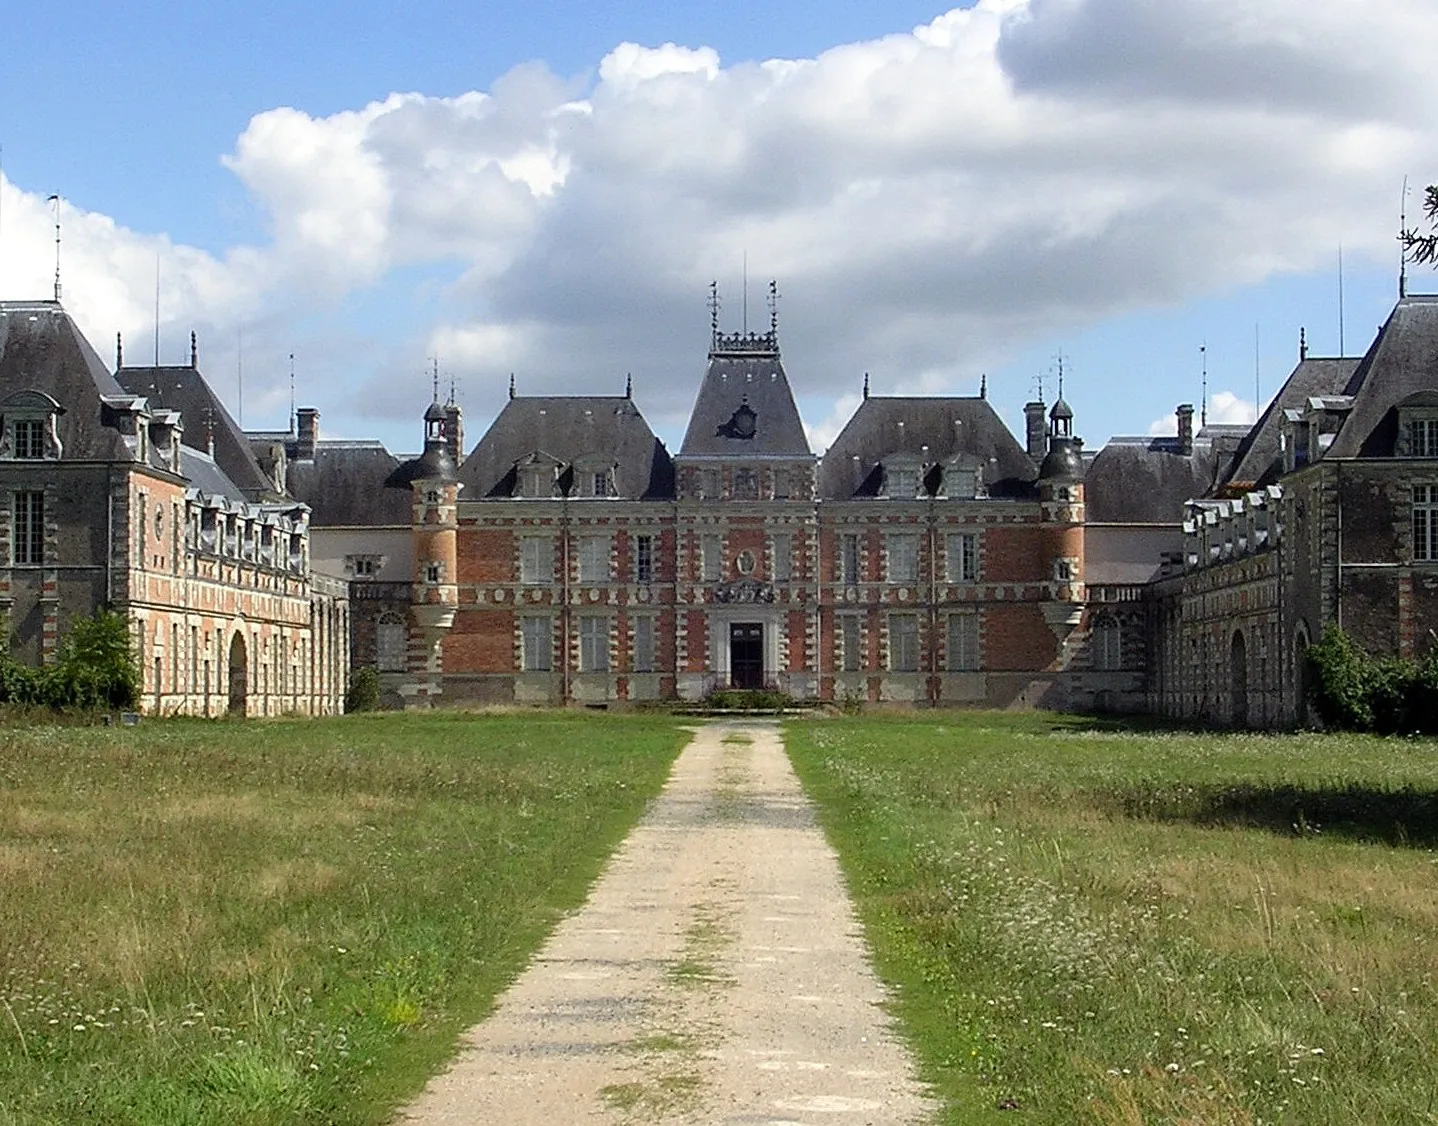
[785,714,1438,1125]
[0,711,685,1125]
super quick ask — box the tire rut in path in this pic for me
[397,720,936,1125]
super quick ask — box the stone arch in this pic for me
[1293,621,1312,727]
[1093,614,1122,671]
[227,630,249,716]
[376,611,408,673]
[1230,629,1248,728]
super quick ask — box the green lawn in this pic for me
[0,712,686,1125]
[785,713,1438,1125]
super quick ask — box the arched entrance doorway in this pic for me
[227,631,248,715]
[1230,630,1248,727]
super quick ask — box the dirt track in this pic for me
[397,720,936,1125]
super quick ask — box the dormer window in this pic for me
[591,471,611,497]
[14,420,43,459]
[1,390,65,461]
[879,456,923,500]
[572,457,617,499]
[1411,420,1438,457]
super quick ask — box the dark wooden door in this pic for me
[730,622,764,689]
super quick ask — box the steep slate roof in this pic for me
[288,442,412,525]
[0,300,132,461]
[1326,294,1438,458]
[459,395,674,500]
[1084,436,1228,523]
[678,332,812,458]
[1221,355,1359,486]
[817,396,1038,500]
[115,364,276,498]
[178,445,249,502]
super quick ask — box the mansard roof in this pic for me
[1325,294,1438,459]
[678,331,812,458]
[0,300,132,461]
[287,442,412,525]
[115,363,276,499]
[1220,355,1360,487]
[817,395,1037,499]
[460,395,674,499]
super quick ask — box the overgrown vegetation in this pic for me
[0,609,139,711]
[0,712,684,1125]
[1304,624,1438,733]
[786,713,1438,1124]
[344,666,381,713]
[700,687,796,711]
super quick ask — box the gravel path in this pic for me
[397,720,936,1125]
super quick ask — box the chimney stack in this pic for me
[296,407,319,460]
[443,402,464,465]
[1024,401,1047,461]
[1176,403,1195,456]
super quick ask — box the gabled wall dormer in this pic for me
[0,389,66,460]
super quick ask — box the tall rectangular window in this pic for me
[888,613,920,673]
[701,534,722,582]
[634,534,654,584]
[521,615,552,672]
[12,491,42,565]
[13,420,44,459]
[771,535,792,581]
[946,532,978,583]
[1416,485,1438,561]
[946,613,978,672]
[520,536,552,584]
[840,533,860,584]
[579,616,610,672]
[840,615,863,673]
[633,616,656,673]
[1411,420,1438,457]
[885,533,918,583]
[577,535,609,582]
[733,468,758,499]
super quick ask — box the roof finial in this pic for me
[1199,343,1208,428]
[448,372,456,406]
[625,372,632,399]
[47,194,61,302]
[289,352,296,434]
[980,373,987,399]
[1397,176,1409,301]
[508,372,516,400]
[115,332,123,370]
[1056,350,1065,401]
[431,356,440,403]
[863,372,870,400]
[190,330,197,368]
[1299,326,1308,361]
[768,279,779,338]
[708,281,720,346]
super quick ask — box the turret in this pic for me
[388,399,463,706]
[1037,399,1085,635]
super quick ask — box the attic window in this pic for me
[880,463,921,500]
[14,420,43,459]
[1,390,65,461]
[717,401,757,440]
[1405,418,1438,458]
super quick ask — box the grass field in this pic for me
[785,713,1438,1126]
[0,712,686,1126]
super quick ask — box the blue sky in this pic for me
[0,0,1428,456]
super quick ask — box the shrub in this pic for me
[0,609,139,712]
[345,666,381,713]
[1305,625,1438,735]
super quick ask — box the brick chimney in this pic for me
[1024,401,1047,461]
[1176,403,1194,456]
[443,402,464,465]
[296,407,319,460]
